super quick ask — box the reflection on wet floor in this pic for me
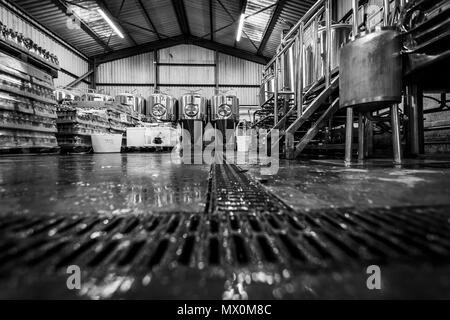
[242,158,450,211]
[0,154,210,215]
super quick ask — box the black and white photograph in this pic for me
[0,0,449,311]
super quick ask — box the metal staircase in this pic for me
[253,0,348,160]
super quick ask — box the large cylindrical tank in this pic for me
[302,24,352,88]
[317,24,352,79]
[281,44,296,91]
[339,27,402,112]
[147,93,177,121]
[179,93,207,121]
[211,94,239,121]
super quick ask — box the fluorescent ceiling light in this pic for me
[236,14,245,42]
[97,9,124,38]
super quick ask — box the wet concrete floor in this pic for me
[1,153,450,299]
[243,157,450,212]
[0,154,210,216]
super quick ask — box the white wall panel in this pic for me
[218,53,263,85]
[159,66,214,84]
[96,85,154,98]
[97,52,154,83]
[159,45,214,63]
[219,87,259,106]
[159,86,215,100]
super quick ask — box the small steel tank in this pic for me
[179,93,207,121]
[211,94,239,121]
[136,96,146,115]
[148,93,177,121]
[339,27,402,112]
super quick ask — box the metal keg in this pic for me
[339,27,402,112]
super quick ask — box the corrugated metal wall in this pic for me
[97,52,154,84]
[96,44,263,110]
[218,53,263,86]
[0,2,89,88]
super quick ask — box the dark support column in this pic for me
[90,59,97,90]
[345,107,354,164]
[358,113,365,161]
[154,49,159,91]
[364,116,373,157]
[405,85,424,156]
[391,104,402,164]
[214,50,219,94]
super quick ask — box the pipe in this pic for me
[384,0,390,27]
[297,22,304,117]
[352,0,359,37]
[274,57,279,125]
[325,0,332,87]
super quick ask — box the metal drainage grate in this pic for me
[1,163,450,298]
[1,164,450,275]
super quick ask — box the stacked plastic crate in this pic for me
[55,95,135,152]
[0,52,58,153]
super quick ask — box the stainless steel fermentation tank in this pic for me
[211,93,240,148]
[179,93,208,161]
[280,44,296,91]
[147,93,177,122]
[303,24,352,88]
[339,27,402,112]
[116,93,146,115]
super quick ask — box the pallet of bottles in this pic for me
[0,51,58,154]
[56,101,135,152]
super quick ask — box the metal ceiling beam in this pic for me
[257,0,288,55]
[93,35,270,65]
[94,35,187,64]
[95,0,138,46]
[171,0,190,36]
[50,0,113,52]
[134,0,161,40]
[187,36,269,65]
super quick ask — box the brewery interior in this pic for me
[0,0,450,299]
